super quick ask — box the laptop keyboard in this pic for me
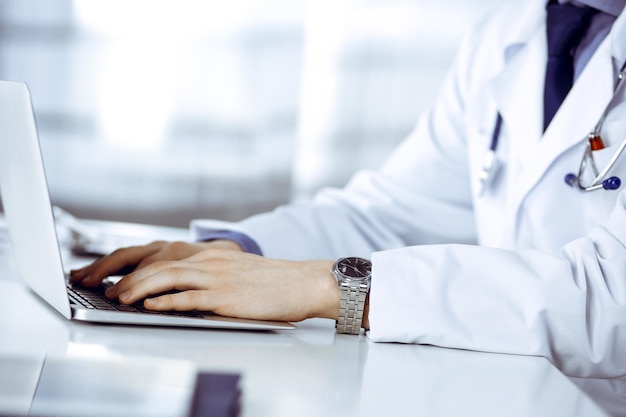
[66,282,204,318]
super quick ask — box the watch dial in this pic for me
[338,257,371,280]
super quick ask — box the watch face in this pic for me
[337,257,371,281]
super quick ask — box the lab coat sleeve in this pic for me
[191,164,478,261]
[191,12,482,261]
[369,195,626,379]
[366,5,626,378]
[190,63,479,259]
[190,31,481,258]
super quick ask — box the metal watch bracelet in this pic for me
[336,280,369,334]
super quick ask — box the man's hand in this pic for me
[69,241,339,322]
[70,239,240,287]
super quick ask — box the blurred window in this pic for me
[0,0,504,226]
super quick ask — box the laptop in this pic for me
[0,80,295,331]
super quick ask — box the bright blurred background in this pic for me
[0,0,505,227]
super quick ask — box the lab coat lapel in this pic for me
[516,6,626,197]
[485,1,620,246]
[523,35,614,191]
[490,29,545,157]
[485,3,546,247]
[487,1,546,190]
[492,13,614,197]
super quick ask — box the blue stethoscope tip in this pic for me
[564,173,621,190]
[603,176,621,190]
[564,173,577,187]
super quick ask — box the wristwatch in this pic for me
[331,257,372,334]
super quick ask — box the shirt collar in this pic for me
[559,0,625,16]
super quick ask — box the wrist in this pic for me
[303,260,340,320]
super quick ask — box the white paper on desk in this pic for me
[28,357,197,417]
[0,352,45,414]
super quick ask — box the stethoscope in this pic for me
[479,65,626,195]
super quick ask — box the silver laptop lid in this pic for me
[0,81,71,319]
[0,80,295,331]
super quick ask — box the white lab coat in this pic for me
[192,0,626,378]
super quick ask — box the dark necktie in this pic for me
[543,0,597,130]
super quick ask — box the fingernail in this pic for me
[118,291,129,302]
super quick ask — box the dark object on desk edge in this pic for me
[0,372,241,417]
[190,372,241,417]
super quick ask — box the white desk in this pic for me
[0,221,620,417]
